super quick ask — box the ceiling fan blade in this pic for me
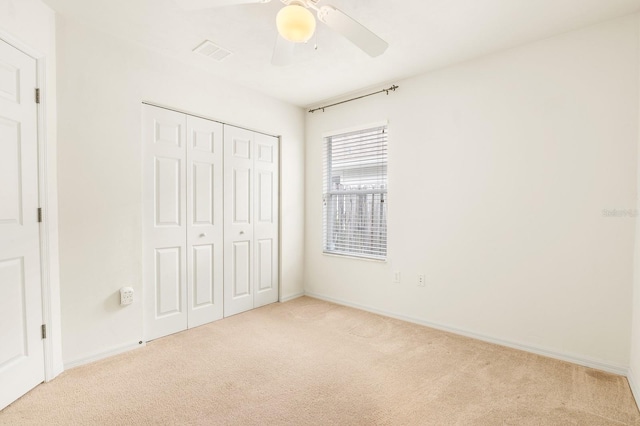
[317,6,388,57]
[175,0,270,11]
[271,35,294,66]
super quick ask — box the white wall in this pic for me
[56,17,305,365]
[305,14,639,370]
[0,0,63,379]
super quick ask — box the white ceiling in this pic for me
[42,0,640,107]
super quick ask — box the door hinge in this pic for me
[35,88,41,104]
[37,207,43,223]
[41,324,47,339]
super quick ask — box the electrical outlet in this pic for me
[418,274,426,287]
[120,287,134,306]
[393,271,401,283]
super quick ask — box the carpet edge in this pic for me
[629,368,640,412]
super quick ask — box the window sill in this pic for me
[322,251,387,263]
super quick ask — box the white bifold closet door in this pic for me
[143,105,223,341]
[224,125,279,317]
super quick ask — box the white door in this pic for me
[143,106,225,340]
[223,126,254,317]
[0,39,44,410]
[143,105,188,340]
[186,115,223,327]
[224,126,279,316]
[253,133,279,308]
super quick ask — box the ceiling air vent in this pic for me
[193,40,232,62]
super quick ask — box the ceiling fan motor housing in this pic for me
[276,2,317,43]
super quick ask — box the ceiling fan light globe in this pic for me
[276,4,316,43]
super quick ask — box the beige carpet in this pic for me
[1,296,639,425]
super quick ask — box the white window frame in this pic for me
[322,121,388,261]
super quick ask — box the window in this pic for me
[323,124,388,260]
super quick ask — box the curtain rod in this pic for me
[308,85,399,113]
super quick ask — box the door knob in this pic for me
[199,233,206,238]
[240,231,245,235]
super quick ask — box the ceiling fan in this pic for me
[175,0,389,66]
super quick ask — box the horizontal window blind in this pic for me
[323,125,388,260]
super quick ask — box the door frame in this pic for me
[277,136,283,303]
[0,30,61,382]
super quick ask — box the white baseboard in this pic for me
[63,293,306,370]
[305,291,628,376]
[628,368,640,410]
[280,292,305,303]
[64,342,145,371]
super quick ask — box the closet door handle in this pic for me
[199,233,206,238]
[239,231,245,235]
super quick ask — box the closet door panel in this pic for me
[232,168,251,224]
[224,126,255,317]
[192,244,214,306]
[192,162,214,225]
[143,105,188,340]
[256,239,273,292]
[186,115,223,328]
[155,158,180,225]
[231,240,251,296]
[155,247,182,316]
[254,133,279,308]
